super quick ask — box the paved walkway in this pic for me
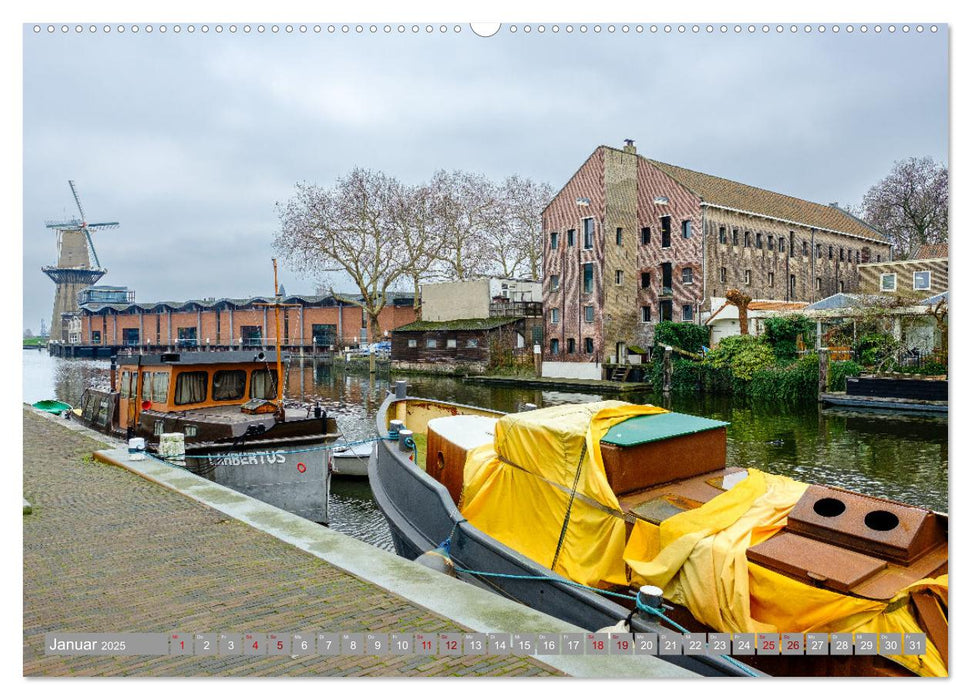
[22,408,558,677]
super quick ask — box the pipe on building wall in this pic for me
[701,207,707,320]
[810,227,817,302]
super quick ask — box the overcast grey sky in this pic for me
[21,23,948,333]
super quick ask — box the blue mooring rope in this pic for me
[438,522,758,677]
[145,433,399,461]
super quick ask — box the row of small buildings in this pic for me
[58,140,948,376]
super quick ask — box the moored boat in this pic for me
[330,442,374,478]
[369,384,947,677]
[74,350,339,523]
[31,399,72,415]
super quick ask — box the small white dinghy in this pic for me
[330,442,374,477]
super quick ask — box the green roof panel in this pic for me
[601,411,729,447]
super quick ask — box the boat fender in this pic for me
[414,547,456,577]
[596,619,631,634]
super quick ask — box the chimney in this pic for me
[623,138,636,154]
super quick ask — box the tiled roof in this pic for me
[645,158,887,242]
[914,243,948,260]
[706,299,808,324]
[394,317,521,332]
[748,301,809,312]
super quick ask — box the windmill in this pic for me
[42,180,119,342]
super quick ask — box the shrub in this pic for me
[705,335,775,381]
[762,314,815,363]
[828,360,863,392]
[854,332,897,367]
[653,321,709,354]
[748,356,819,402]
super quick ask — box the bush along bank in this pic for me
[648,320,863,402]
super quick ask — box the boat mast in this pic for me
[273,258,283,405]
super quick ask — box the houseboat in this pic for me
[74,350,339,523]
[369,384,947,677]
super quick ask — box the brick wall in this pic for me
[704,209,891,305]
[542,147,606,362]
[80,301,417,347]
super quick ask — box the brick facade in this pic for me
[543,144,892,364]
[80,296,416,349]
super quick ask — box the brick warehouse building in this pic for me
[77,293,416,350]
[542,141,891,374]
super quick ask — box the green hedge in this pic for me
[653,321,709,354]
[828,360,863,392]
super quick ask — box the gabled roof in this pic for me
[644,157,887,243]
[706,298,807,325]
[394,317,521,332]
[914,243,949,260]
[804,293,890,311]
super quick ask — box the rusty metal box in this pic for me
[787,484,946,565]
[599,412,728,495]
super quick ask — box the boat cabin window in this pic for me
[148,372,170,403]
[212,369,246,401]
[174,371,209,405]
[120,371,132,399]
[250,369,279,399]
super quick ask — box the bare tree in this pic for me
[275,169,405,344]
[386,181,445,319]
[498,175,554,280]
[861,156,948,259]
[430,170,501,279]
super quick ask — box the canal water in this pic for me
[23,350,949,551]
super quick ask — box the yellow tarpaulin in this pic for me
[624,468,947,677]
[459,401,947,677]
[460,401,668,587]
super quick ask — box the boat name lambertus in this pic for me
[209,451,287,466]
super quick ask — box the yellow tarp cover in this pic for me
[460,401,668,587]
[460,401,948,677]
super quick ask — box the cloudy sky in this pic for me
[21,21,948,334]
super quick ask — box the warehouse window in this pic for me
[550,231,558,249]
[641,227,651,244]
[583,218,595,249]
[584,306,594,323]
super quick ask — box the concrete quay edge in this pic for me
[93,442,695,679]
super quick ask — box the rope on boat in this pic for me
[438,520,759,677]
[146,433,399,461]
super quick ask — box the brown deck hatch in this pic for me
[629,495,705,525]
[747,532,888,593]
[787,485,946,565]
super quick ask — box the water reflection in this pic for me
[26,351,949,551]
